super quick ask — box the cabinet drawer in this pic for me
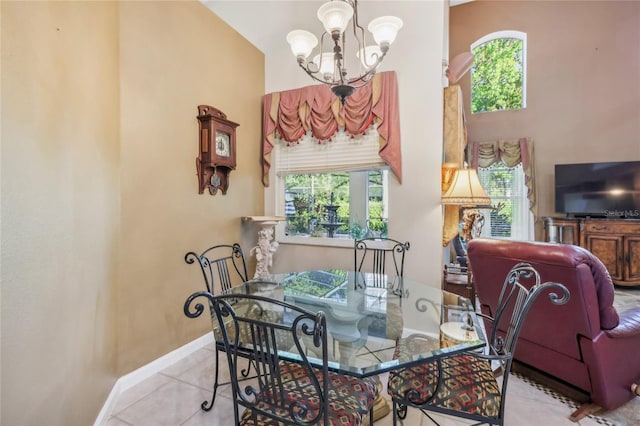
[583,221,640,234]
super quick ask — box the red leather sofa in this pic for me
[467,238,640,413]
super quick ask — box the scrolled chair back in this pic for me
[184,243,248,294]
[386,262,570,426]
[487,262,570,366]
[184,291,332,426]
[354,238,410,288]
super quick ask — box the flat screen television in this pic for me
[554,161,640,219]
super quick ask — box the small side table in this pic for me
[440,321,480,347]
[442,265,475,309]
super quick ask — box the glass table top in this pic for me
[224,270,486,378]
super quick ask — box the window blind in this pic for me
[478,163,532,240]
[274,125,385,175]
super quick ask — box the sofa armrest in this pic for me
[605,307,640,338]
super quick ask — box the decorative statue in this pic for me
[461,209,485,240]
[251,226,279,278]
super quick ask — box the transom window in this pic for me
[471,30,527,114]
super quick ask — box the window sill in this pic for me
[278,235,355,248]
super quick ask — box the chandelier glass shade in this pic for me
[286,0,402,104]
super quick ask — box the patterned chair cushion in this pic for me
[240,361,378,426]
[387,353,501,419]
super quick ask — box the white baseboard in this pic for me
[94,333,213,426]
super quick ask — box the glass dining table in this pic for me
[224,269,486,379]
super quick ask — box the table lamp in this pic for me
[441,167,492,240]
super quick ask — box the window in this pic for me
[274,126,389,245]
[477,162,533,240]
[284,170,388,239]
[471,31,526,114]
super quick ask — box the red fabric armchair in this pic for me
[467,239,640,415]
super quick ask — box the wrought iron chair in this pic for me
[354,237,410,360]
[354,237,410,288]
[184,292,378,426]
[184,243,248,294]
[386,263,570,426]
[184,243,249,411]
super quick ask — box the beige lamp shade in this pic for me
[442,168,491,206]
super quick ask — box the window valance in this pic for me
[467,137,537,218]
[262,71,401,186]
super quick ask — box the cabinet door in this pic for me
[585,235,624,281]
[625,236,640,283]
[543,217,580,244]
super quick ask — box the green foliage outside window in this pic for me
[368,201,387,235]
[284,171,387,238]
[471,38,524,113]
[285,173,349,236]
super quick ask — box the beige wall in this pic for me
[450,0,640,235]
[1,1,265,424]
[117,0,264,375]
[1,2,120,424]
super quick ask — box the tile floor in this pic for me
[104,342,637,426]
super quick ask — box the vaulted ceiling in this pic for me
[203,1,472,55]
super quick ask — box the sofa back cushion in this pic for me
[467,239,619,361]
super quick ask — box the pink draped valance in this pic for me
[467,137,537,218]
[261,71,402,186]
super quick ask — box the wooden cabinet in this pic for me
[624,235,640,283]
[583,234,624,281]
[542,217,640,286]
[543,217,580,245]
[626,236,640,282]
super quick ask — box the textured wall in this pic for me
[1,1,265,424]
[1,2,120,424]
[117,1,264,374]
[450,0,640,233]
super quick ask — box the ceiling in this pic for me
[203,1,473,55]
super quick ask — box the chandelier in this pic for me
[286,0,403,104]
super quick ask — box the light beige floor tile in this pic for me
[116,379,209,426]
[112,373,175,415]
[171,357,216,392]
[599,396,640,426]
[104,415,134,426]
[163,353,254,407]
[420,412,476,426]
[160,348,213,378]
[108,345,638,426]
[180,395,237,426]
[504,373,567,408]
[504,392,580,425]
[201,342,215,352]
[372,400,463,426]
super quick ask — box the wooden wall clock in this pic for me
[196,105,239,195]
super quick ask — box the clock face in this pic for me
[215,131,231,157]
